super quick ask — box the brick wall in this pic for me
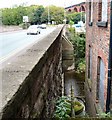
[0,26,63,119]
[85,1,110,116]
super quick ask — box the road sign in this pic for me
[23,16,28,22]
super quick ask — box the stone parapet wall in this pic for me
[0,26,63,119]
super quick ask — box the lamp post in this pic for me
[48,5,50,25]
[63,2,67,24]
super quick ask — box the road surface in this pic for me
[0,27,56,64]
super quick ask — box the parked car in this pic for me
[27,25,41,35]
[72,21,86,33]
[40,24,47,29]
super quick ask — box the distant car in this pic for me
[27,25,41,35]
[72,23,85,33]
[40,24,47,29]
[72,24,81,28]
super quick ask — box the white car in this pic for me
[40,24,47,29]
[27,25,41,35]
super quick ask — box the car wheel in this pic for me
[39,32,40,34]
[27,33,29,35]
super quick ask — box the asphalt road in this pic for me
[0,27,56,64]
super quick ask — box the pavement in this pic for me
[0,26,22,33]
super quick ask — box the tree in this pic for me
[28,5,45,24]
[67,27,85,72]
[41,5,64,24]
[27,5,39,24]
[66,12,85,24]
[2,6,27,25]
[2,5,64,25]
[36,6,45,24]
[14,6,27,25]
[41,9,48,23]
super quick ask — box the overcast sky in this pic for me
[0,0,85,8]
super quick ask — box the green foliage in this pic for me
[29,5,45,24]
[2,5,64,26]
[2,6,27,25]
[53,96,71,120]
[19,23,30,29]
[41,5,64,24]
[67,27,86,72]
[66,12,85,24]
[67,27,75,33]
[98,112,112,118]
[77,59,86,73]
[41,7,49,23]
[53,96,85,119]
[69,20,74,26]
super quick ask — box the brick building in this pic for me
[85,0,112,116]
[65,2,86,13]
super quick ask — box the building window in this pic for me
[96,57,105,110]
[98,0,102,21]
[96,57,101,100]
[88,46,92,80]
[89,1,91,23]
[97,0,107,27]
[88,0,93,26]
[102,0,107,22]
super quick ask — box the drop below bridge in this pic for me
[0,25,85,119]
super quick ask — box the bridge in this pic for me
[0,25,76,119]
[65,2,86,13]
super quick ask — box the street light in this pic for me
[63,2,67,24]
[48,5,50,25]
[81,6,82,22]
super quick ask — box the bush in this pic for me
[66,12,85,24]
[77,59,86,73]
[53,96,71,120]
[53,96,85,119]
[19,23,30,29]
[67,27,86,73]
